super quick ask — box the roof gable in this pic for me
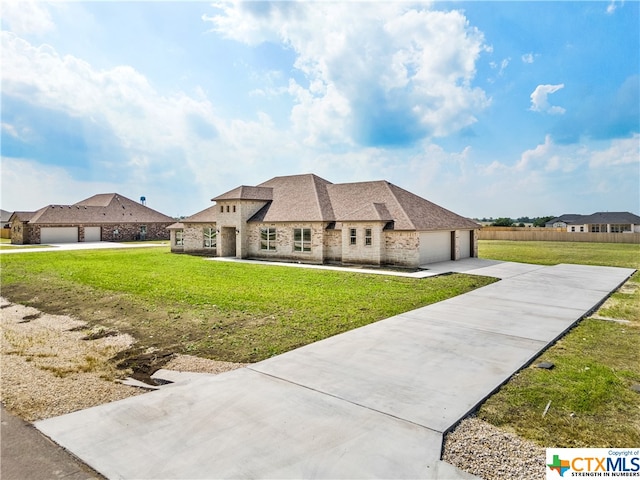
[9,211,37,222]
[212,186,273,201]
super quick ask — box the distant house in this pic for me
[545,212,640,233]
[10,193,174,244]
[1,209,12,229]
[169,174,479,268]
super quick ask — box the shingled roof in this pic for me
[547,212,640,226]
[185,174,477,231]
[24,194,173,225]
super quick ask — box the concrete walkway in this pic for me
[35,262,634,479]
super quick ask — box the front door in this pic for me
[219,227,237,257]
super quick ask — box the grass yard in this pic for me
[0,247,494,363]
[477,240,640,447]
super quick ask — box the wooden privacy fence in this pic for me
[1,228,10,239]
[478,228,640,244]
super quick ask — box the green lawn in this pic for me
[0,247,494,362]
[477,240,640,447]
[479,239,640,269]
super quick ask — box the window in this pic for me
[261,227,276,250]
[570,226,575,232]
[579,226,584,232]
[233,205,236,213]
[365,228,372,246]
[349,228,357,245]
[204,227,217,248]
[226,205,230,213]
[175,230,184,246]
[294,228,311,252]
[590,224,607,233]
[220,206,223,213]
[611,224,630,233]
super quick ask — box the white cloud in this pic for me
[0,0,55,35]
[521,53,535,64]
[589,134,640,168]
[0,157,120,212]
[204,2,490,146]
[530,84,566,114]
[606,0,624,14]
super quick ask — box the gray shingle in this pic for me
[26,194,174,225]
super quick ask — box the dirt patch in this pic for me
[18,312,41,323]
[0,300,141,421]
[1,298,247,421]
[111,348,176,383]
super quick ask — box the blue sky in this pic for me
[1,1,638,219]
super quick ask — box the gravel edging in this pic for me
[443,417,545,480]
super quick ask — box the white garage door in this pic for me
[459,230,472,259]
[419,231,452,265]
[41,227,79,243]
[84,226,101,242]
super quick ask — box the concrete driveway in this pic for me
[0,241,168,254]
[35,261,634,479]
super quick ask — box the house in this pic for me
[1,209,12,228]
[545,212,640,233]
[10,193,174,244]
[169,174,479,268]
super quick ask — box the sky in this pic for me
[1,0,639,219]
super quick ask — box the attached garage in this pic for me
[84,226,101,242]
[418,231,452,264]
[41,227,79,244]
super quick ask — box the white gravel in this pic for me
[443,417,545,480]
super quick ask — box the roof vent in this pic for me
[140,196,146,206]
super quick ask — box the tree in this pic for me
[491,217,514,227]
[533,216,555,227]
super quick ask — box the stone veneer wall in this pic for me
[246,222,325,263]
[341,223,384,265]
[169,229,184,252]
[19,223,171,244]
[181,223,217,255]
[95,223,171,242]
[10,220,28,244]
[383,231,420,267]
[323,228,342,263]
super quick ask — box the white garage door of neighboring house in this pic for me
[84,226,101,242]
[419,231,452,265]
[459,230,472,259]
[41,227,79,244]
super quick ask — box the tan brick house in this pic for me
[169,174,479,268]
[10,193,174,244]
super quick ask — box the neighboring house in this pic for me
[545,212,640,233]
[10,193,174,244]
[169,174,479,268]
[1,209,13,228]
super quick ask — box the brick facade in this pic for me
[11,221,170,244]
